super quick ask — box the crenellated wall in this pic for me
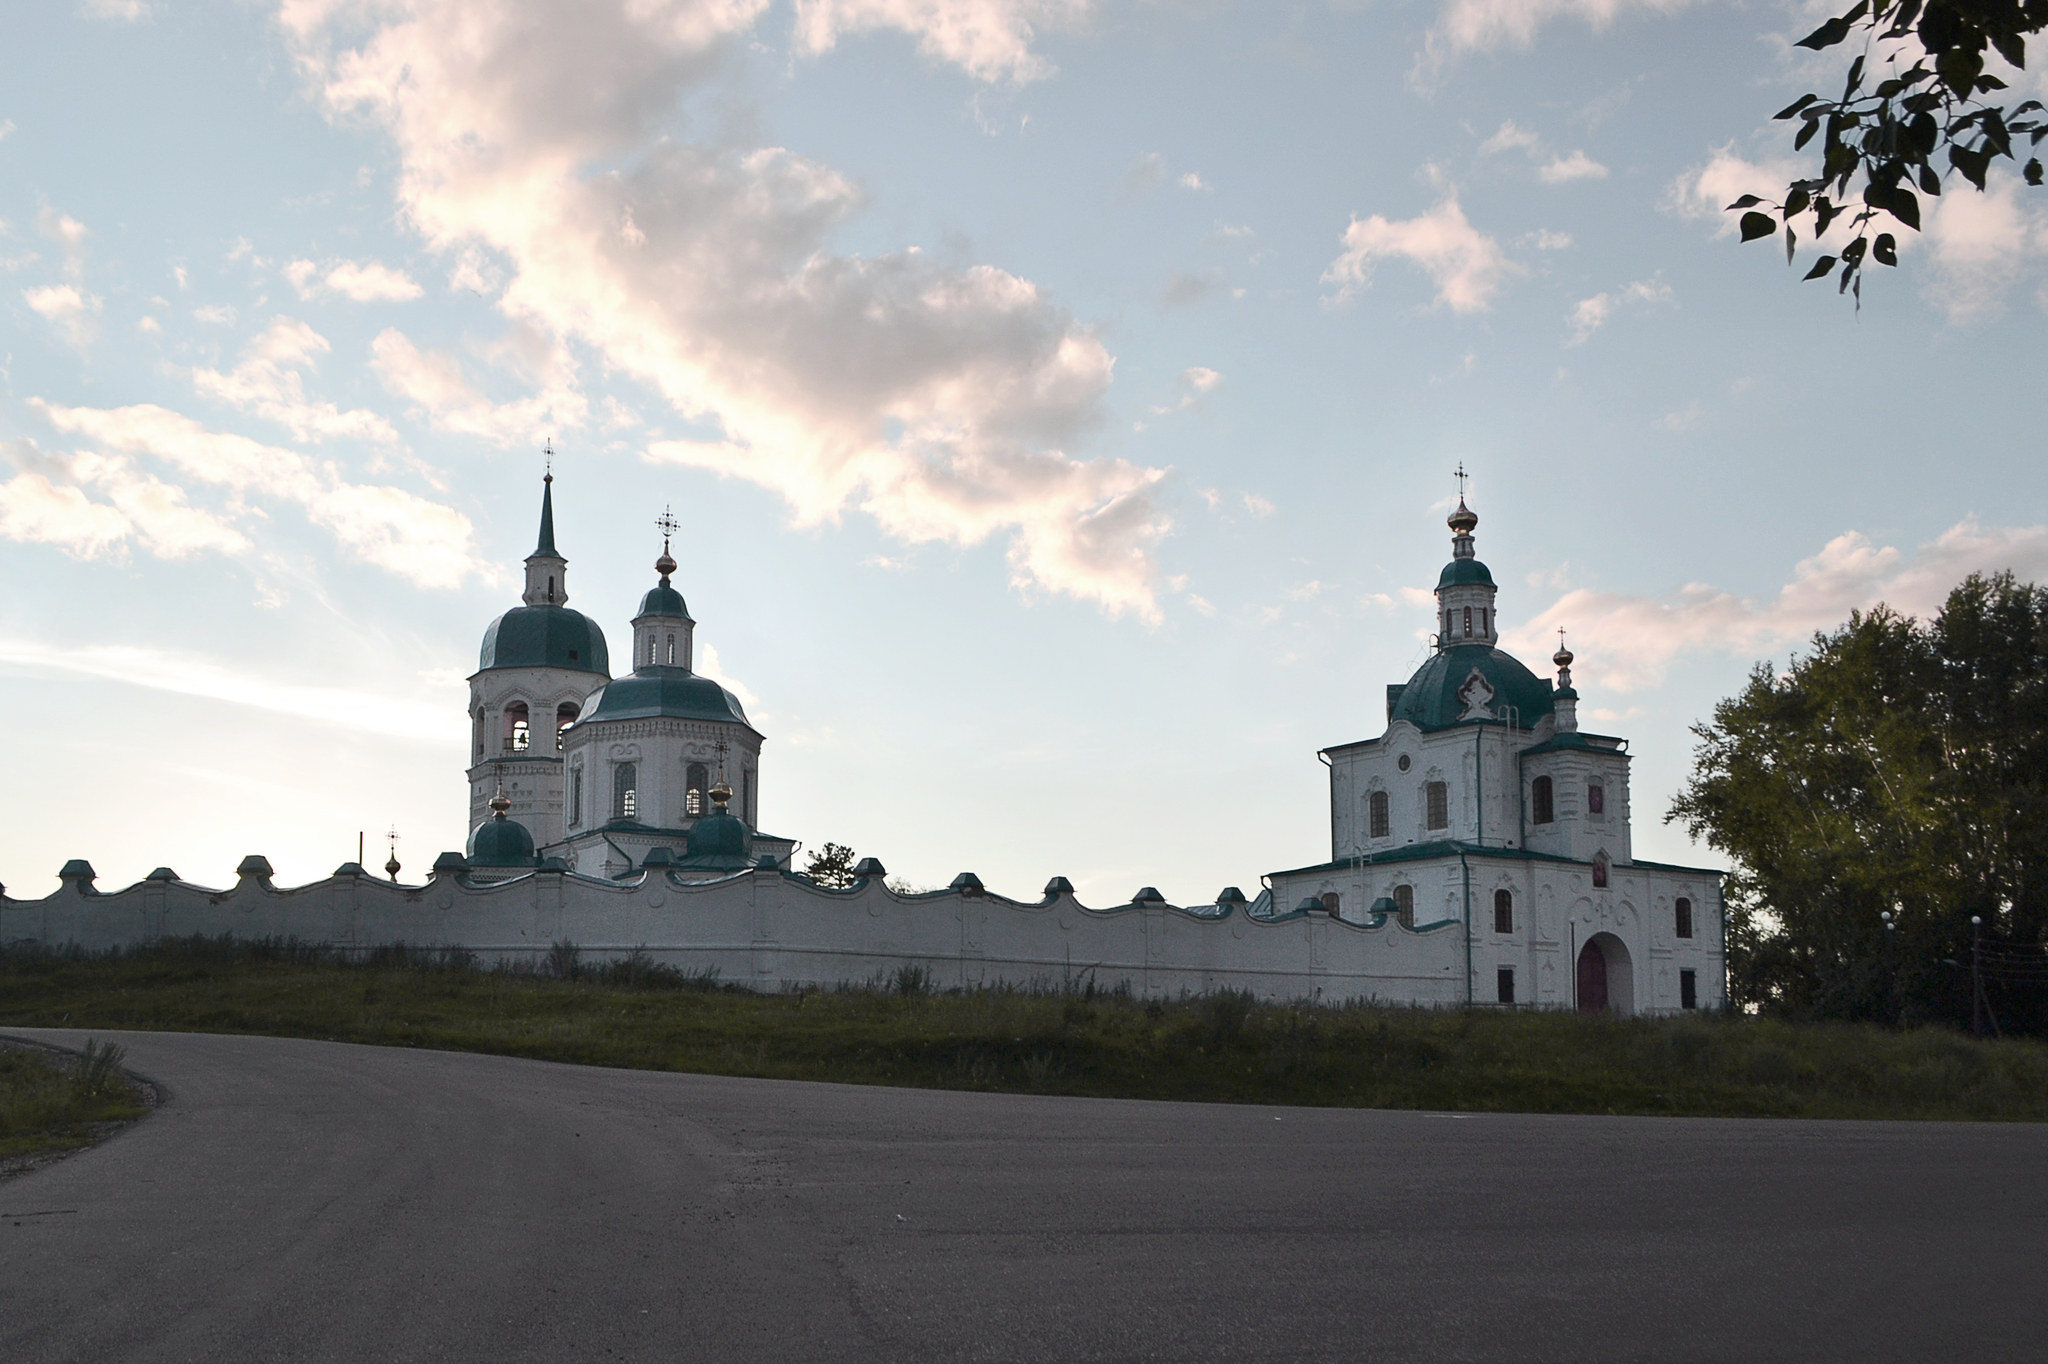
[1,857,1482,1005]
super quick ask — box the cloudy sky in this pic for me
[3,0,2044,901]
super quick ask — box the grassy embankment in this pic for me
[0,1039,148,1163]
[3,937,2045,1121]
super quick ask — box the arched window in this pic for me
[1675,897,1694,939]
[1587,782,1606,815]
[1426,780,1449,831]
[546,574,555,602]
[504,701,530,753]
[1392,884,1414,927]
[685,762,709,818]
[647,635,658,667]
[1320,891,1340,915]
[1531,775,1554,824]
[1369,790,1390,840]
[1481,608,1488,636]
[1494,888,1513,934]
[569,767,583,825]
[665,633,676,665]
[1444,611,1453,639]
[1592,853,1609,889]
[1462,606,1472,637]
[556,702,578,751]
[614,763,638,820]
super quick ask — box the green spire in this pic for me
[532,473,558,558]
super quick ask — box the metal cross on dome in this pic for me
[543,437,554,478]
[655,505,679,555]
[1454,461,1468,499]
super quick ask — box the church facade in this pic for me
[4,478,1723,1014]
[1264,499,1724,1014]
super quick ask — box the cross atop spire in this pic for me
[1454,461,1468,500]
[655,505,679,555]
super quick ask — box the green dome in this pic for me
[679,808,753,871]
[479,606,610,675]
[467,813,538,867]
[1436,557,1496,588]
[578,667,752,726]
[1390,643,1555,732]
[636,582,691,619]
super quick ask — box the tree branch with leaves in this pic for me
[1730,0,2047,300]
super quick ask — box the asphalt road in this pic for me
[2,1029,2043,1363]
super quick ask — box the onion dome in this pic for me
[1447,499,1478,535]
[479,607,610,674]
[677,783,753,871]
[467,791,539,868]
[1389,645,1556,732]
[577,672,752,726]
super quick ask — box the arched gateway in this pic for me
[1576,933,1634,1015]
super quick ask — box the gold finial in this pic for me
[1554,627,1573,669]
[654,505,679,580]
[384,825,402,882]
[710,740,733,810]
[490,778,512,819]
[1446,462,1477,536]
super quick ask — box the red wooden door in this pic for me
[1576,941,1608,1013]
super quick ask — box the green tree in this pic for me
[1729,0,2048,299]
[1670,574,2048,1027]
[803,842,859,889]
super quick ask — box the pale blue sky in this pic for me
[3,0,2044,899]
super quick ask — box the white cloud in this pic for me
[1125,151,1166,192]
[1922,170,2048,323]
[1479,120,1539,156]
[286,257,425,302]
[1286,579,1323,601]
[79,0,151,20]
[30,399,486,588]
[286,0,1168,621]
[36,207,89,274]
[1537,150,1608,183]
[193,317,401,443]
[695,640,760,712]
[1178,172,1211,192]
[1241,491,1275,518]
[0,635,452,742]
[0,441,251,562]
[1666,145,1801,236]
[1145,365,1222,416]
[1505,519,2048,693]
[1161,270,1217,308]
[23,284,100,347]
[789,0,1092,84]
[193,304,237,325]
[1426,0,1701,62]
[1186,593,1215,616]
[1322,194,1517,313]
[371,326,588,446]
[1567,276,1672,343]
[0,120,14,141]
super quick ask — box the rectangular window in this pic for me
[1497,968,1515,1004]
[570,769,582,825]
[1369,790,1390,839]
[1426,781,1449,831]
[1392,884,1414,927]
[1531,775,1553,824]
[1587,782,1605,815]
[1680,968,1698,1010]
[1494,888,1513,934]
[1675,897,1693,939]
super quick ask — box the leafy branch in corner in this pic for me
[1729,0,2047,301]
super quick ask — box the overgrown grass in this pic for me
[0,1038,148,1162]
[4,936,2046,1121]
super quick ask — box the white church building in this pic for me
[3,476,1723,1014]
[1264,497,1723,1014]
